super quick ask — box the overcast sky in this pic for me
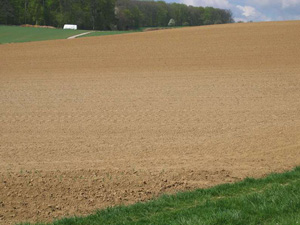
[165,0,300,22]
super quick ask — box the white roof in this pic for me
[63,24,77,30]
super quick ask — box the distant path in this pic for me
[67,31,94,39]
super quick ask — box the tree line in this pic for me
[0,0,234,30]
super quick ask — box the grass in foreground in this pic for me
[22,167,300,225]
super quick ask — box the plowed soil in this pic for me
[1,21,300,224]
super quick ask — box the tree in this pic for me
[0,0,14,24]
[168,18,175,26]
[2,0,234,30]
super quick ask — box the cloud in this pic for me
[180,0,231,9]
[177,0,300,22]
[236,5,271,21]
[246,0,275,7]
[247,0,300,9]
[236,5,256,17]
[179,0,271,22]
[245,0,300,21]
[234,17,248,22]
[281,0,300,9]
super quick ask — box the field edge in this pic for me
[20,166,300,225]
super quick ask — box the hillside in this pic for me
[0,21,300,224]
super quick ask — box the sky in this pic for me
[165,0,300,22]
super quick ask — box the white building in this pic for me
[63,24,78,30]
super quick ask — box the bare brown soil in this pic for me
[1,21,300,224]
[143,27,172,31]
[20,24,56,29]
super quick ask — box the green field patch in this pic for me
[0,26,184,44]
[0,26,141,44]
[0,26,88,44]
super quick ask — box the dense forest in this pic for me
[0,0,234,30]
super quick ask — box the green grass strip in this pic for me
[0,26,86,44]
[77,30,141,38]
[0,26,137,44]
[20,167,300,225]
[0,25,185,44]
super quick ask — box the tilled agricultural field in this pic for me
[1,21,300,224]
